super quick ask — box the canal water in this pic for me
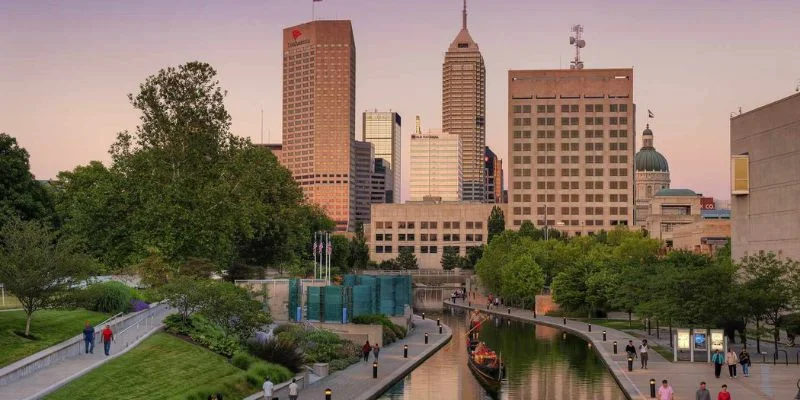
[377,288,626,400]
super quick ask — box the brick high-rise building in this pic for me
[507,68,635,235]
[442,1,486,202]
[282,20,356,231]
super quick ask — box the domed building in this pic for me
[634,124,671,226]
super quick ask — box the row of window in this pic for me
[512,168,630,177]
[375,245,477,254]
[512,104,629,114]
[510,219,630,228]
[374,221,484,230]
[512,155,630,164]
[374,233,484,242]
[511,180,630,190]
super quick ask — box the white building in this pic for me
[409,123,462,202]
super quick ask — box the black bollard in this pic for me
[613,341,618,354]
[439,325,443,334]
[649,379,656,398]
[403,345,408,358]
[603,331,607,341]
[437,318,440,327]
[563,317,567,325]
[422,312,425,320]
[588,323,592,332]
[533,308,537,318]
[325,388,332,400]
[373,362,378,379]
[508,307,511,314]
[627,356,633,372]
[425,333,429,344]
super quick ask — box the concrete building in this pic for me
[645,188,703,247]
[634,124,671,226]
[507,68,635,235]
[672,219,731,255]
[442,1,486,202]
[370,158,392,204]
[354,141,374,225]
[368,202,499,269]
[484,146,504,203]
[282,20,356,231]
[730,92,800,260]
[409,122,463,202]
[363,111,401,203]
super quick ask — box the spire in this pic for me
[415,115,421,135]
[642,124,654,148]
[462,0,467,30]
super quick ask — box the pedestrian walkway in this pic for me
[256,316,451,400]
[445,300,800,400]
[0,304,172,400]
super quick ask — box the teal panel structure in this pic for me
[306,286,323,322]
[288,278,300,321]
[324,286,343,323]
[352,285,374,317]
[343,274,357,287]
[378,276,395,315]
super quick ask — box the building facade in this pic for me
[730,92,800,260]
[282,20,356,231]
[442,1,486,202]
[484,146,504,203]
[370,158,392,205]
[363,111,401,203]
[507,68,635,235]
[644,188,703,247]
[672,219,731,255]
[409,127,462,202]
[634,124,671,226]
[354,141,374,225]
[255,143,284,165]
[368,202,498,269]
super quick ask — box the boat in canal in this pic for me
[466,310,504,395]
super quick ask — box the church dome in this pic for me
[635,124,669,172]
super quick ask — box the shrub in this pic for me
[184,372,250,400]
[247,338,305,372]
[77,281,134,313]
[382,325,397,344]
[165,314,242,357]
[329,358,352,372]
[164,313,193,336]
[248,361,293,383]
[231,351,258,370]
[130,299,150,312]
[353,314,406,339]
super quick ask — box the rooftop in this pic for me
[655,188,698,197]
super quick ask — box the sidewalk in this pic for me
[0,305,172,400]
[256,316,451,400]
[445,300,800,400]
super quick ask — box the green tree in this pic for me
[476,231,520,294]
[0,133,54,228]
[441,246,461,270]
[131,247,175,288]
[463,245,484,270]
[348,222,370,270]
[395,247,418,270]
[518,220,543,241]
[500,254,545,308]
[0,219,92,336]
[160,276,208,323]
[200,281,270,340]
[487,206,505,244]
[329,234,351,274]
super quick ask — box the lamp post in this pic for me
[613,341,618,354]
[403,345,408,358]
[325,388,332,400]
[649,379,656,398]
[373,361,378,379]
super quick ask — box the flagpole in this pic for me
[312,0,315,21]
[313,232,317,280]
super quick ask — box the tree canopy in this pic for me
[487,206,505,244]
[0,133,54,229]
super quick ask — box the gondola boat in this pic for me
[465,310,505,394]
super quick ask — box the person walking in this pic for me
[373,343,381,361]
[362,341,371,362]
[726,348,739,378]
[717,384,731,400]
[262,377,274,399]
[711,350,725,378]
[82,321,95,354]
[100,324,114,356]
[738,348,751,377]
[625,340,638,362]
[657,379,674,400]
[288,378,299,400]
[639,339,649,369]
[696,381,711,400]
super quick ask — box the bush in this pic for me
[352,314,406,339]
[165,314,242,357]
[247,338,305,372]
[382,325,397,344]
[231,351,259,370]
[78,281,134,313]
[248,361,293,383]
[329,358,353,372]
[184,372,250,400]
[130,299,150,312]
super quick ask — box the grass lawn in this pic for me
[0,293,22,310]
[44,333,254,400]
[0,309,108,367]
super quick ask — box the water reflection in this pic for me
[378,290,626,400]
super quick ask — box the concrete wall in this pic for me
[315,322,384,346]
[236,279,327,322]
[672,219,731,255]
[730,92,800,260]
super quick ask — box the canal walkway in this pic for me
[445,300,800,400]
[258,315,451,400]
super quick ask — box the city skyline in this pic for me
[3,0,800,201]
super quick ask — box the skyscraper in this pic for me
[363,111,401,203]
[507,68,635,235]
[484,146,504,203]
[442,0,486,202]
[354,141,374,225]
[282,21,356,231]
[410,117,462,202]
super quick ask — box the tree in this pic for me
[487,206,505,244]
[179,257,217,279]
[0,133,54,229]
[200,282,270,340]
[329,234,351,274]
[463,245,484,270]
[348,222,370,270]
[476,231,520,294]
[0,219,92,336]
[131,247,175,288]
[441,246,461,270]
[161,276,207,323]
[518,220,543,241]
[500,254,545,308]
[395,247,418,270]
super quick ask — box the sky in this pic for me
[2,0,799,202]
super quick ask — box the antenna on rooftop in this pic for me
[569,24,586,70]
[795,79,799,92]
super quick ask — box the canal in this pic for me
[377,288,626,400]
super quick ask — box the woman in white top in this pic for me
[639,339,649,369]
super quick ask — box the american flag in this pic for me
[326,240,332,255]
[318,242,324,254]
[312,241,317,255]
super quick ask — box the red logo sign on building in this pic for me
[700,197,716,210]
[291,29,302,40]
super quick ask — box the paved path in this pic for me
[253,316,452,400]
[0,306,172,400]
[445,300,800,400]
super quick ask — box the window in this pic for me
[475,234,483,242]
[398,233,406,241]
[430,222,438,229]
[466,221,474,229]
[475,222,483,229]
[398,246,414,253]
[398,221,406,229]
[547,105,555,113]
[537,105,546,113]
[443,222,450,229]
[385,233,392,241]
[384,246,392,253]
[571,104,579,112]
[407,222,415,229]
[610,117,618,125]
[376,221,384,229]
[420,221,428,229]
[376,246,384,254]
[585,117,594,125]
[561,104,570,112]
[466,234,474,241]
[585,104,594,112]
[619,104,628,112]
[610,104,618,112]
[595,105,603,112]
[385,222,392,229]
[375,234,383,241]
[407,233,415,241]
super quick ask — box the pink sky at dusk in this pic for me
[2,0,799,201]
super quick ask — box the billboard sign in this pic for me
[677,329,691,350]
[694,332,707,350]
[710,329,725,351]
[701,197,716,210]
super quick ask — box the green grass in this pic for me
[0,309,108,367]
[0,294,22,310]
[44,333,254,400]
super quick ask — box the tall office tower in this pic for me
[507,68,635,235]
[410,117,462,202]
[484,146,504,203]
[370,158,392,204]
[354,141,375,225]
[282,20,356,231]
[442,0,486,202]
[363,111,402,203]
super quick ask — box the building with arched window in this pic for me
[634,124,670,226]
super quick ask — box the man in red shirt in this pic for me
[101,325,114,356]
